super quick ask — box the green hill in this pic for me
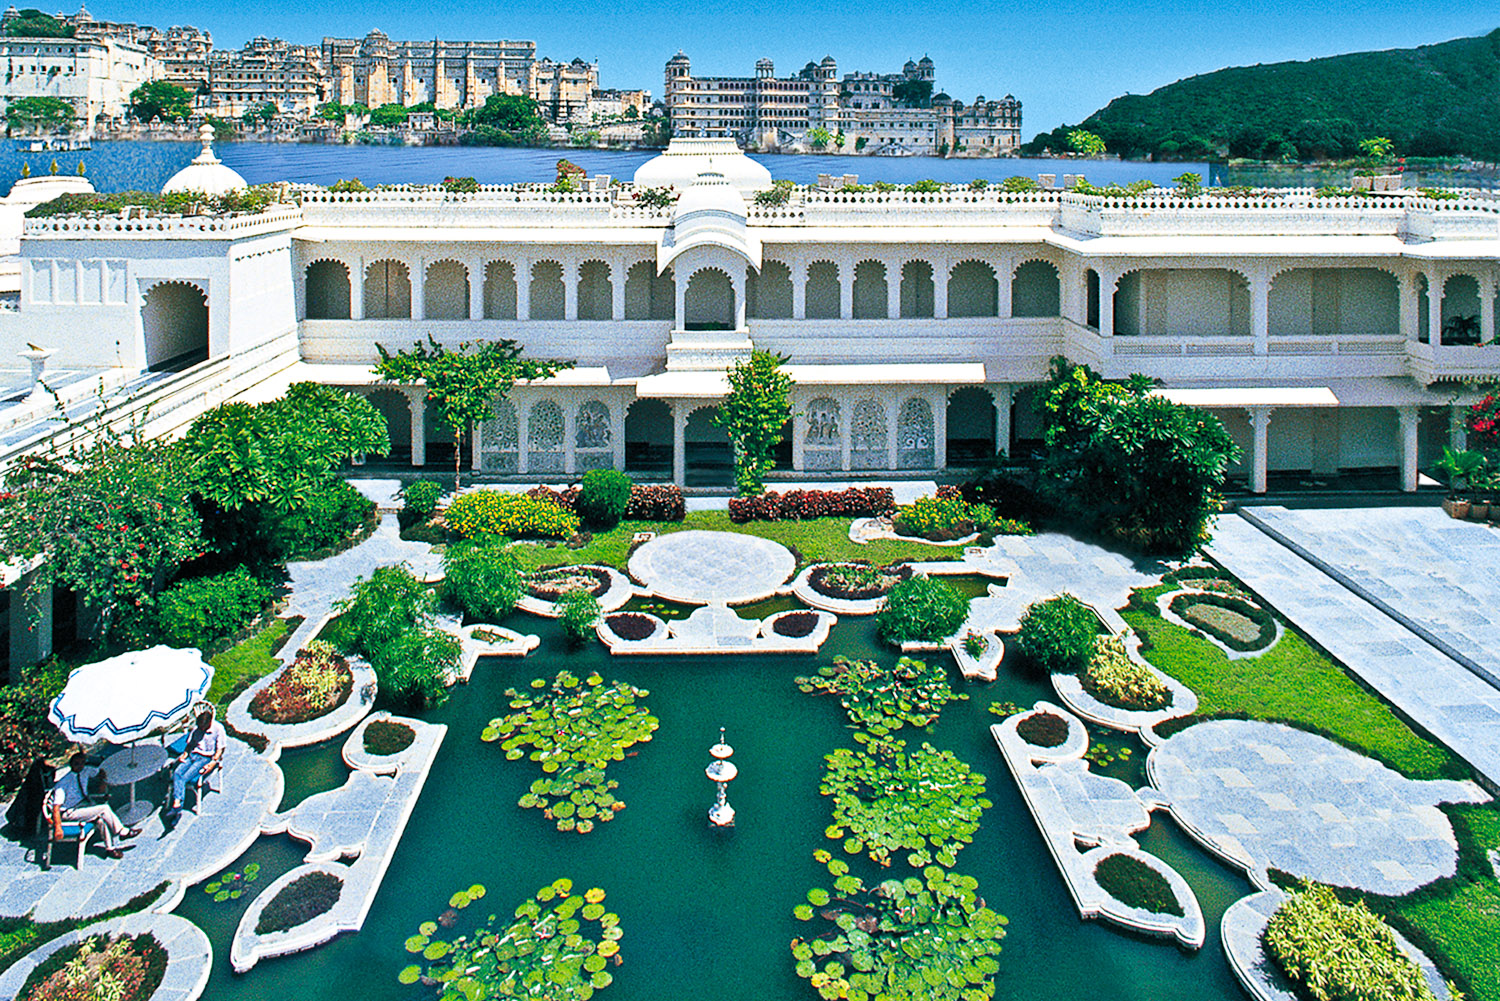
[1023,28,1500,161]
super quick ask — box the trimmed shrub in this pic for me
[1169,591,1276,651]
[1017,595,1098,674]
[577,469,633,529]
[274,478,375,559]
[333,566,435,659]
[728,487,895,523]
[444,490,579,540]
[1263,881,1438,1001]
[1016,711,1070,747]
[875,576,970,645]
[1081,634,1171,712]
[148,567,271,650]
[363,720,416,755]
[254,870,343,935]
[249,641,353,725]
[370,628,459,709]
[557,589,601,649]
[442,543,523,622]
[625,483,685,521]
[1094,854,1183,916]
[399,480,444,529]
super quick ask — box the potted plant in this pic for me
[1471,470,1498,522]
[1434,447,1485,519]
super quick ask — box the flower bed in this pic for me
[1094,854,1183,917]
[525,566,610,600]
[526,483,687,522]
[1079,635,1171,712]
[249,641,354,725]
[728,486,895,523]
[772,611,820,638]
[807,562,910,600]
[364,720,416,756]
[255,870,344,936]
[894,492,1006,542]
[17,933,167,1001]
[1016,711,1070,748]
[604,613,657,642]
[444,490,580,540]
[1169,592,1275,651]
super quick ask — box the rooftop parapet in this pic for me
[23,203,303,239]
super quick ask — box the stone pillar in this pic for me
[516,394,530,475]
[1399,272,1419,342]
[838,267,853,320]
[406,387,427,467]
[350,258,365,320]
[1398,405,1421,493]
[933,262,949,319]
[411,259,426,321]
[1247,406,1273,494]
[792,262,806,319]
[468,258,485,321]
[1450,406,1468,452]
[563,401,577,476]
[674,272,688,331]
[791,402,805,472]
[672,403,687,486]
[1249,274,1271,356]
[1097,269,1117,339]
[471,418,483,469]
[839,393,852,472]
[1481,277,1497,346]
[611,261,627,321]
[611,398,626,471]
[733,270,747,331]
[885,260,902,320]
[516,259,532,320]
[997,259,1013,319]
[563,261,579,321]
[1426,270,1444,347]
[993,384,1013,458]
[934,390,948,470]
[886,395,899,470]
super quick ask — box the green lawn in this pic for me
[206,618,291,713]
[506,512,960,571]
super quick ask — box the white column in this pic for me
[467,258,484,321]
[407,387,426,467]
[471,417,483,469]
[564,261,580,321]
[1398,405,1421,493]
[1097,268,1117,338]
[993,384,1013,458]
[410,259,426,321]
[1399,272,1419,342]
[611,260,627,321]
[838,265,853,320]
[886,395,899,469]
[1426,270,1444,346]
[672,403,687,486]
[1480,277,1497,345]
[611,398,626,470]
[516,394,530,475]
[1247,406,1273,494]
[1249,273,1271,355]
[350,258,364,320]
[791,399,805,472]
[791,262,807,319]
[1450,406,1468,452]
[839,393,852,472]
[733,271,747,331]
[933,261,949,319]
[674,271,688,330]
[885,260,902,319]
[997,258,1013,319]
[516,259,532,320]
[934,390,948,469]
[563,402,577,476]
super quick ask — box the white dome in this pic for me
[673,171,746,220]
[162,125,247,196]
[634,137,772,196]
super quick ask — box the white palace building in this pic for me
[1,134,1497,493]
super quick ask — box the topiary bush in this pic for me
[1080,633,1171,711]
[556,588,602,649]
[1094,854,1183,916]
[1263,881,1441,1001]
[1017,594,1098,674]
[875,576,970,645]
[149,567,271,650]
[370,628,459,709]
[442,543,523,622]
[254,870,344,935]
[444,490,580,540]
[576,469,633,529]
[399,480,445,530]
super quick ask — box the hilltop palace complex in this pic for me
[0,135,1497,507]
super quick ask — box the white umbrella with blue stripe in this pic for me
[48,645,214,744]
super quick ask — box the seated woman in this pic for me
[163,706,225,825]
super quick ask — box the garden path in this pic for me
[626,530,796,605]
[1208,513,1500,789]
[278,513,445,661]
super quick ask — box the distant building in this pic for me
[320,31,535,112]
[57,5,210,92]
[0,7,158,129]
[531,56,597,122]
[207,37,322,118]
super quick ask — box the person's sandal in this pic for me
[103,848,123,859]
[121,828,141,840]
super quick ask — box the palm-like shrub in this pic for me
[1017,594,1097,673]
[442,543,523,621]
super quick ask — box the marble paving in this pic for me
[1208,515,1500,789]
[1150,720,1488,895]
[626,530,796,605]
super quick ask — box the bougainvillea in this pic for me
[1468,392,1500,453]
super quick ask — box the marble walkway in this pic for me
[1208,513,1500,790]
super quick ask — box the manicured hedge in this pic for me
[576,469,633,529]
[150,567,271,650]
[728,487,895,523]
[526,482,687,522]
[875,576,970,645]
[445,490,579,540]
[1094,854,1183,916]
[1168,591,1275,651]
[1017,595,1099,674]
[255,870,343,935]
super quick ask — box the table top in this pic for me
[102,743,168,786]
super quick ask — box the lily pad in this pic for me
[796,655,966,731]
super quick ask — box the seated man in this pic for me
[49,752,139,859]
[163,706,225,824]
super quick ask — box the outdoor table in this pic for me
[102,743,169,827]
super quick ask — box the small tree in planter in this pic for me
[713,350,794,496]
[1433,447,1486,518]
[557,589,601,649]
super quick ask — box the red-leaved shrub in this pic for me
[526,484,685,522]
[728,487,896,523]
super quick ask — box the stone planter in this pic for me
[1442,497,1471,519]
[1470,502,1491,521]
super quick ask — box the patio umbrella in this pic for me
[48,645,214,744]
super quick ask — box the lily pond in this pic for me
[175,610,1253,1001]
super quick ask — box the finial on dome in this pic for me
[198,124,215,154]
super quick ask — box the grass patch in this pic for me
[1121,584,1459,780]
[208,618,295,708]
[505,512,956,571]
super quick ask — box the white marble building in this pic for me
[2,138,1497,495]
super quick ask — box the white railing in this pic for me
[23,204,303,239]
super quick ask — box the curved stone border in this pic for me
[847,517,977,547]
[342,711,425,775]
[229,861,348,974]
[759,609,837,652]
[596,611,669,651]
[1052,667,1198,734]
[227,658,377,750]
[1010,703,1089,763]
[949,630,1004,682]
[1157,589,1284,660]
[0,913,211,1001]
[627,530,796,605]
[789,563,893,615]
[1078,845,1205,949]
[515,565,635,618]
[456,623,539,682]
[1221,888,1452,1001]
[594,607,836,655]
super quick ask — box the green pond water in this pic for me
[175,612,1253,1001]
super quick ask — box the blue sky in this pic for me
[78,0,1497,135]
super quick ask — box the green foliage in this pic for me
[370,628,458,710]
[271,478,374,559]
[754,185,791,207]
[466,93,545,133]
[875,577,970,646]
[367,103,409,128]
[206,619,289,709]
[806,127,831,149]
[327,177,368,192]
[1038,357,1240,553]
[147,567,270,650]
[203,861,262,903]
[1017,594,1098,674]
[374,335,569,490]
[1000,175,1038,192]
[791,866,1007,1001]
[1173,172,1204,197]
[713,350,793,495]
[128,81,193,123]
[26,185,284,218]
[1265,881,1439,1001]
[255,871,341,935]
[444,490,579,540]
[635,186,675,208]
[333,565,435,660]
[399,881,619,997]
[905,179,942,193]
[5,96,76,132]
[891,79,933,106]
[894,494,1007,541]
[481,671,657,832]
[3,9,73,36]
[442,542,523,622]
[821,737,989,868]
[557,589,602,649]
[576,469,632,530]
[796,655,967,731]
[1080,633,1171,711]
[403,480,445,518]
[0,663,70,794]
[440,175,479,193]
[1094,854,1183,916]
[1067,129,1108,156]
[364,719,415,755]
[1169,591,1276,651]
[1434,448,1487,497]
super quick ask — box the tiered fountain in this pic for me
[705,727,737,827]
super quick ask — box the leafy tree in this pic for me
[128,81,193,123]
[5,96,76,133]
[854,136,868,151]
[713,350,794,495]
[1173,172,1203,197]
[468,93,543,133]
[1037,357,1240,554]
[374,336,571,491]
[833,130,846,150]
[557,588,601,649]
[0,436,204,644]
[1067,129,1107,156]
[806,127,831,150]
[368,103,410,128]
[3,9,73,37]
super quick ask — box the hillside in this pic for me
[1024,28,1500,161]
